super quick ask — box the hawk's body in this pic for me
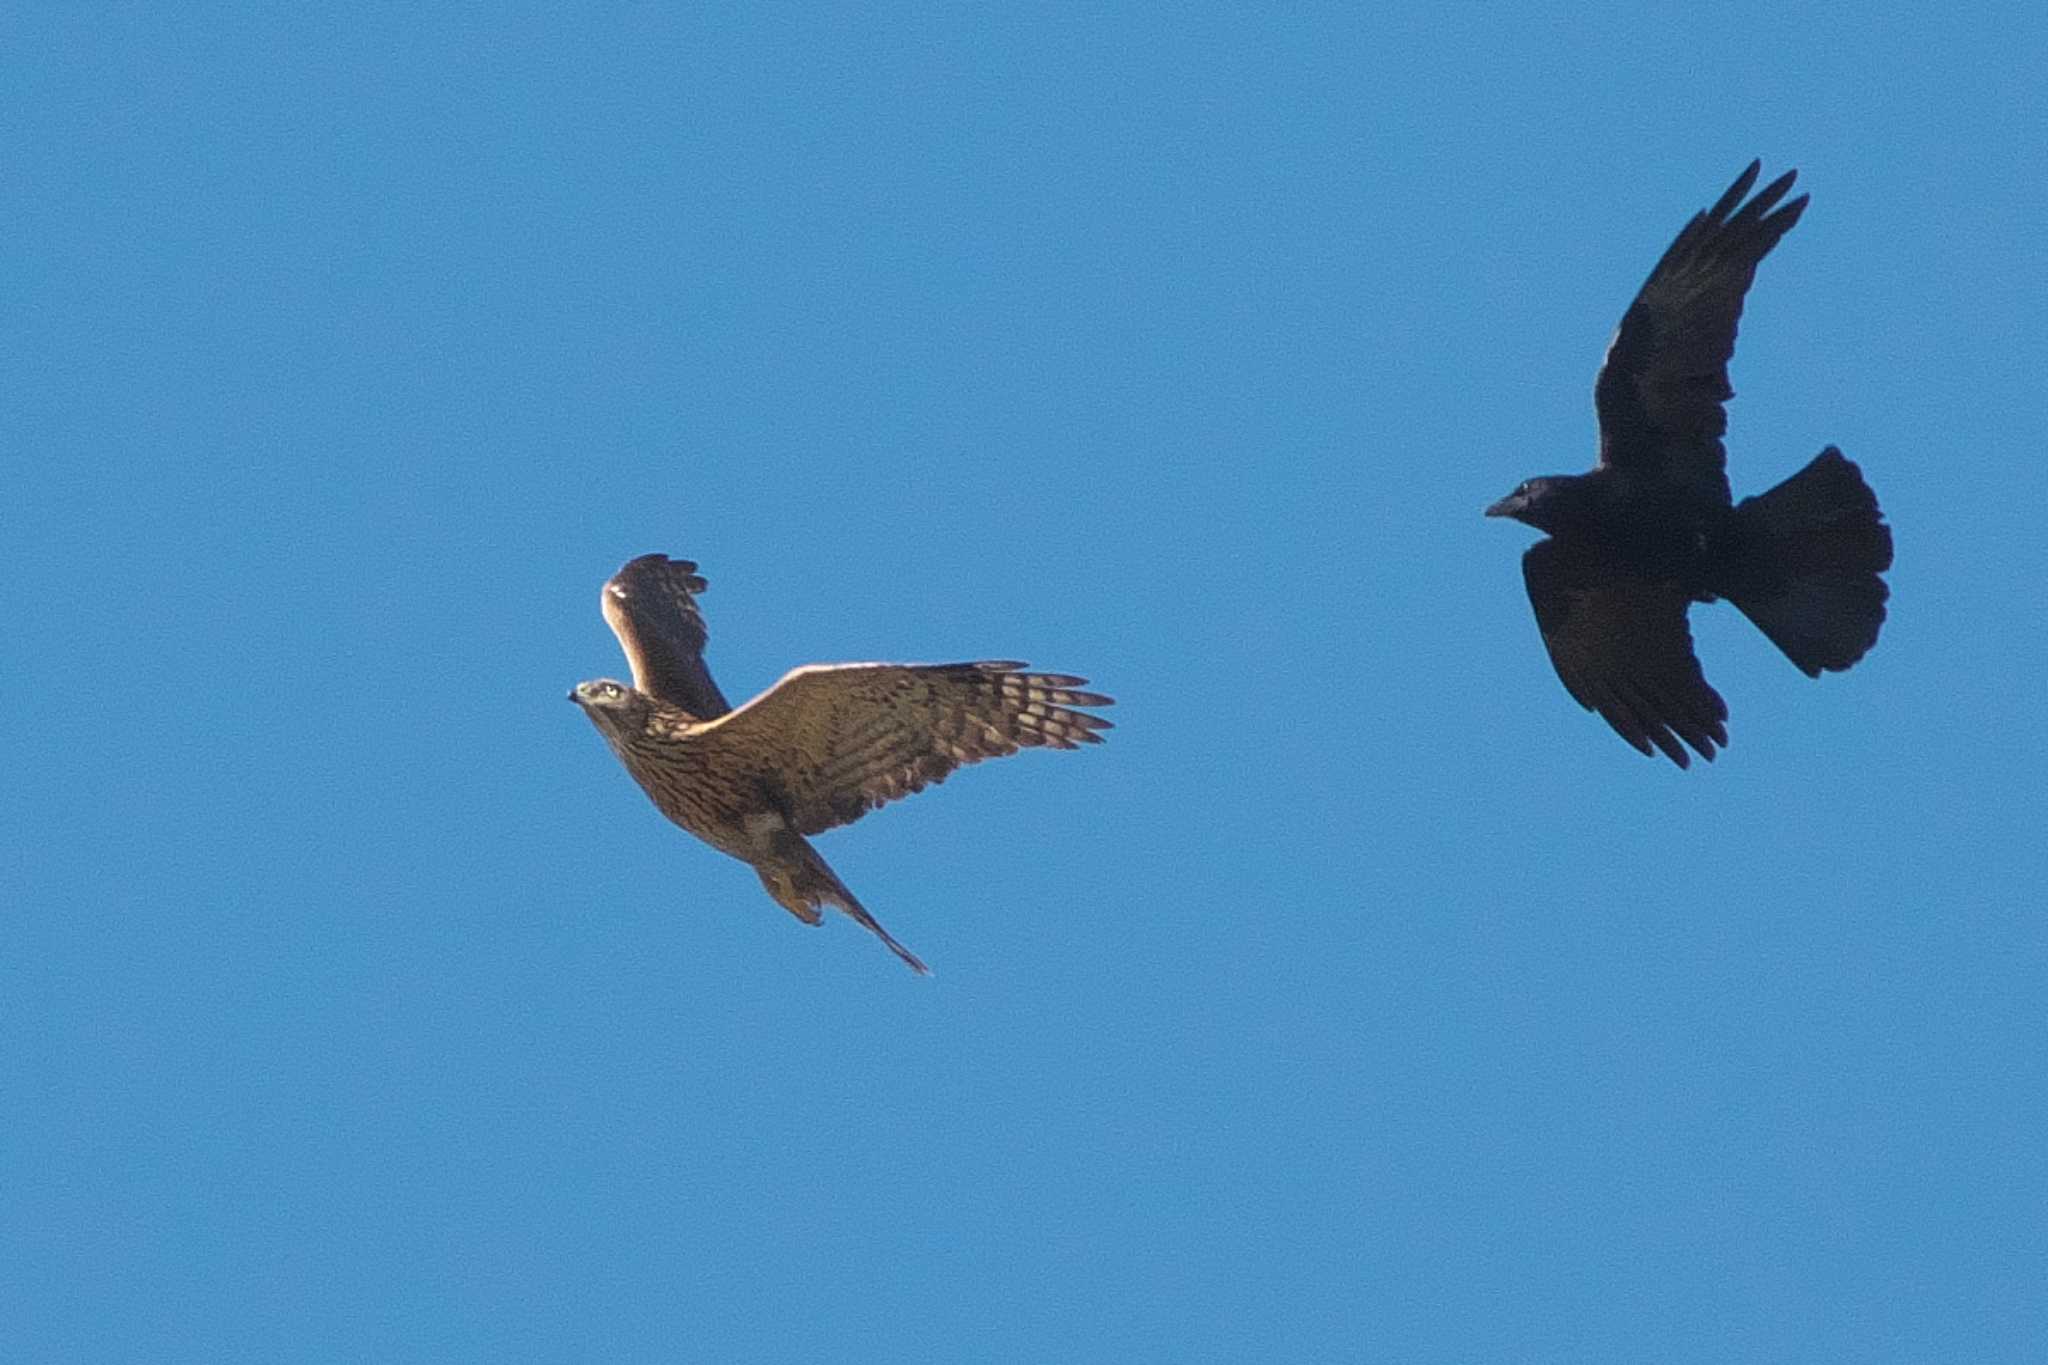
[571,555,1111,973]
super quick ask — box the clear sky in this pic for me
[5,5,2044,1361]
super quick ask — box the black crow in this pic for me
[1487,162,1892,768]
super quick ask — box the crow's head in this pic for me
[1485,476,1591,537]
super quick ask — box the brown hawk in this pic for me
[569,554,1113,973]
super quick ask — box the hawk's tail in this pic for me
[1725,447,1893,677]
[761,837,930,975]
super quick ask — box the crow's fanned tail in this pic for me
[1725,447,1893,677]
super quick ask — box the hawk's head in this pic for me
[567,678,649,733]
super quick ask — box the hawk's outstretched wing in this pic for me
[602,554,733,719]
[693,661,1113,835]
[1594,161,1808,506]
[1522,538,1728,768]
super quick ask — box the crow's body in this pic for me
[1488,162,1892,767]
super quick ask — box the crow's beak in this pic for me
[1484,496,1516,519]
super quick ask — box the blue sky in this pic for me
[5,5,2044,1361]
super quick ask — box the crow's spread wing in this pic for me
[1594,162,1808,506]
[1522,538,1728,768]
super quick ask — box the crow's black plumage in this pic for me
[1487,161,1893,768]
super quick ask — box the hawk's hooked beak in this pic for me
[566,688,582,704]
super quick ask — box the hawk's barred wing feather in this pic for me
[694,661,1113,835]
[602,554,733,719]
